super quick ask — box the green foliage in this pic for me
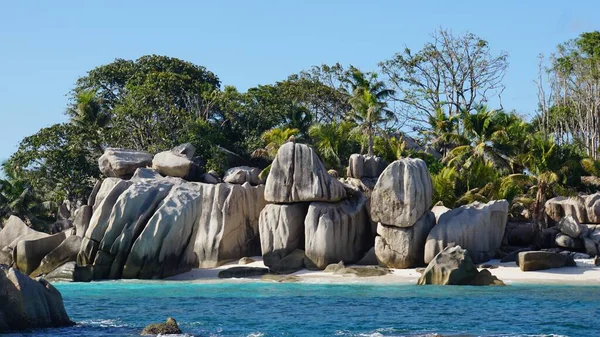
[6,123,100,203]
[432,167,458,207]
[308,121,360,170]
[346,67,395,156]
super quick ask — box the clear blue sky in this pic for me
[0,0,597,165]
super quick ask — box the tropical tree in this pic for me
[252,127,300,160]
[0,164,56,230]
[308,121,358,170]
[445,105,512,173]
[380,28,508,132]
[346,67,395,156]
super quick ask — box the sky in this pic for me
[0,0,598,166]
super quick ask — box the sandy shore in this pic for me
[166,256,600,285]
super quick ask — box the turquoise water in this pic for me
[9,281,600,337]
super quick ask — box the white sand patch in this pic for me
[165,256,600,285]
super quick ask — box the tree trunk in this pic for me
[368,124,374,156]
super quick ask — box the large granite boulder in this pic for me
[557,215,587,238]
[269,249,306,274]
[545,193,600,224]
[78,179,133,266]
[224,166,262,185]
[98,148,152,178]
[259,203,308,267]
[347,154,385,179]
[15,231,67,275]
[264,142,346,203]
[1,216,45,266]
[555,233,583,249]
[122,184,203,279]
[304,186,370,269]
[152,144,203,181]
[417,245,503,286]
[375,211,435,268]
[79,176,266,280]
[31,235,82,277]
[131,167,164,180]
[424,200,508,264]
[370,158,433,228]
[92,180,174,279]
[517,251,576,271]
[72,205,92,238]
[0,216,37,249]
[0,265,73,331]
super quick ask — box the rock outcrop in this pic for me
[259,203,308,267]
[98,148,152,178]
[370,158,433,228]
[424,200,508,264]
[545,193,600,224]
[14,231,67,275]
[347,154,385,179]
[370,158,436,269]
[224,166,262,185]
[374,211,435,268]
[304,186,370,269]
[152,144,203,181]
[0,265,73,332]
[77,176,266,279]
[264,142,346,203]
[417,245,504,286]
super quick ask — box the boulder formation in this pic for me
[346,154,385,179]
[264,142,346,203]
[77,176,266,279]
[98,148,152,178]
[374,211,435,268]
[371,158,433,228]
[224,166,263,185]
[259,143,373,272]
[0,265,73,332]
[371,158,436,268]
[424,200,509,264]
[152,144,203,181]
[417,245,504,286]
[545,193,600,224]
[259,203,308,267]
[304,185,370,269]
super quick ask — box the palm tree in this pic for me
[445,105,511,172]
[69,90,111,153]
[423,108,465,159]
[346,67,395,156]
[308,120,356,169]
[252,127,300,160]
[0,164,55,230]
[252,127,300,181]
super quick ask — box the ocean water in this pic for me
[8,280,600,337]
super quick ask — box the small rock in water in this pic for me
[141,317,182,335]
[594,256,600,266]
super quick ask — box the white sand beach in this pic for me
[166,256,600,285]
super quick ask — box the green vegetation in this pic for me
[3,29,600,228]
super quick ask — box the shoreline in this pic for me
[161,256,600,286]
